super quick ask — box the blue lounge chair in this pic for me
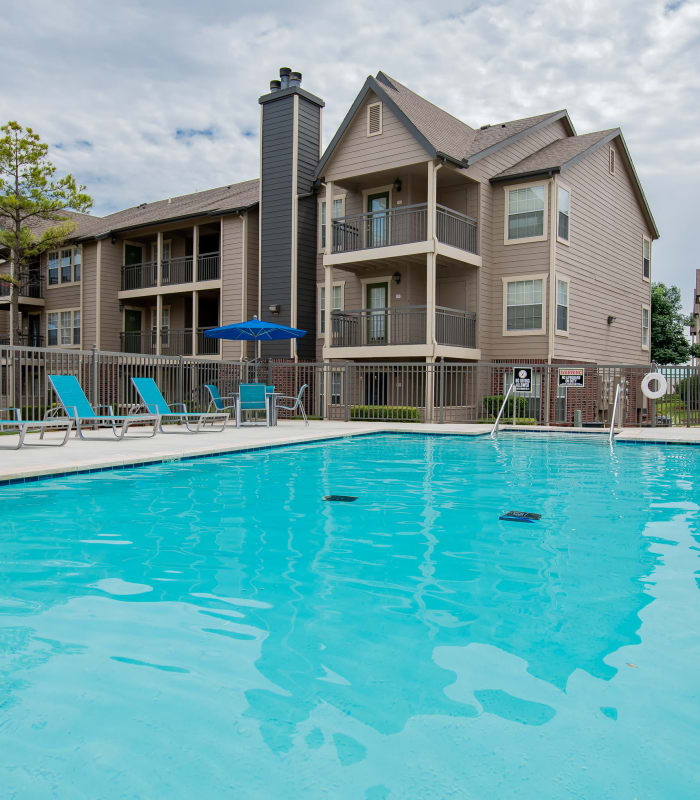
[204,384,237,420]
[132,377,228,433]
[236,383,271,427]
[0,407,73,449]
[47,375,159,440]
[275,384,309,426]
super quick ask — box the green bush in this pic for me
[350,405,421,422]
[482,394,531,417]
[675,375,700,410]
[476,418,538,425]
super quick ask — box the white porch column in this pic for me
[324,181,334,354]
[191,290,198,356]
[192,223,199,281]
[155,294,163,356]
[426,160,436,241]
[426,252,436,347]
[156,231,163,286]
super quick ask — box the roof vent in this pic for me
[167,198,172,204]
[279,67,291,90]
[138,202,147,209]
[269,79,281,93]
[290,71,302,87]
[480,124,490,130]
[501,123,506,128]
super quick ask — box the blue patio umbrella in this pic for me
[203,316,306,342]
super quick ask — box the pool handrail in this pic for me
[131,377,229,433]
[47,374,160,440]
[491,382,515,438]
[609,383,622,444]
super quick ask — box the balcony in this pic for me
[0,334,45,347]
[331,204,478,256]
[0,272,44,301]
[120,252,220,291]
[120,327,220,356]
[331,306,476,349]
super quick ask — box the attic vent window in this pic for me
[367,102,382,137]
[609,147,616,174]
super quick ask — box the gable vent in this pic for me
[609,147,616,175]
[367,102,382,136]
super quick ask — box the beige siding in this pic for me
[553,140,652,364]
[323,91,430,182]
[220,214,244,360]
[99,240,123,351]
[245,209,259,359]
[82,242,98,347]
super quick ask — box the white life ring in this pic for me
[641,372,667,400]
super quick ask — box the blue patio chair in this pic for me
[266,385,275,394]
[131,377,228,433]
[47,374,160,440]
[236,383,271,427]
[0,407,73,449]
[275,384,309,426]
[204,384,237,421]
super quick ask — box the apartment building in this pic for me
[1,67,658,376]
[692,269,700,366]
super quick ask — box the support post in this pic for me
[192,223,199,280]
[324,181,334,357]
[191,290,198,357]
[156,294,163,356]
[426,252,436,347]
[91,343,99,408]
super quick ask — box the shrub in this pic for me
[481,394,531,417]
[476,418,538,425]
[350,405,421,422]
[674,375,700,410]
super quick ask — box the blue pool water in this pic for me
[1,433,699,798]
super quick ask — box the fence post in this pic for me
[344,364,350,422]
[544,366,551,427]
[91,344,99,408]
[439,361,445,424]
[178,355,184,405]
[686,365,691,428]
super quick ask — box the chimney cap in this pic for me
[279,66,292,76]
[269,79,281,92]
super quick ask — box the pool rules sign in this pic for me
[558,368,585,388]
[512,367,532,392]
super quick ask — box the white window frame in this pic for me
[367,101,383,137]
[501,273,548,336]
[641,305,650,351]
[47,246,81,287]
[556,183,571,245]
[318,195,346,252]
[46,308,81,348]
[317,281,345,337]
[151,305,171,346]
[503,181,549,245]
[555,276,569,336]
[642,236,651,283]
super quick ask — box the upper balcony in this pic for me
[331,203,477,257]
[0,272,45,306]
[120,252,220,292]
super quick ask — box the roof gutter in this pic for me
[490,167,560,184]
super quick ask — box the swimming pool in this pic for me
[1,433,698,798]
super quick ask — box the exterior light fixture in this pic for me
[268,304,281,314]
[393,271,401,285]
[110,234,116,245]
[607,315,616,325]
[393,178,402,193]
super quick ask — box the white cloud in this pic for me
[3,0,699,309]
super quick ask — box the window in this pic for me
[506,185,546,241]
[319,197,345,251]
[47,309,80,346]
[319,283,343,334]
[151,306,170,346]
[367,102,382,136]
[609,147,616,174]
[557,186,570,242]
[330,372,342,405]
[642,306,650,350]
[48,247,81,285]
[556,278,569,333]
[642,237,651,281]
[504,277,545,333]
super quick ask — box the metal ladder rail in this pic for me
[609,383,622,444]
[491,382,515,438]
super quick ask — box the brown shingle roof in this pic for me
[85,178,259,238]
[492,129,619,180]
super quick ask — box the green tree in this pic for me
[0,121,92,346]
[650,282,692,364]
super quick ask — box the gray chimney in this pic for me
[259,70,324,359]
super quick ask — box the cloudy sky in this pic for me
[3,0,699,310]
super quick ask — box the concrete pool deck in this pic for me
[1,421,700,483]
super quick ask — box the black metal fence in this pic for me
[1,344,698,427]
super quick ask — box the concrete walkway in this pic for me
[1,421,699,483]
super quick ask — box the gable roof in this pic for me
[491,128,659,239]
[314,70,574,178]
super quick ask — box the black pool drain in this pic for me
[499,510,541,523]
[324,495,358,502]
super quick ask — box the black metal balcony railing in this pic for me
[331,306,476,349]
[0,334,45,347]
[121,261,157,291]
[197,252,220,281]
[121,253,221,290]
[120,327,220,356]
[0,272,44,299]
[330,203,478,256]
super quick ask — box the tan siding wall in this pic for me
[324,91,430,182]
[553,140,652,364]
[99,240,123,351]
[220,215,243,360]
[245,209,259,359]
[82,242,98,347]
